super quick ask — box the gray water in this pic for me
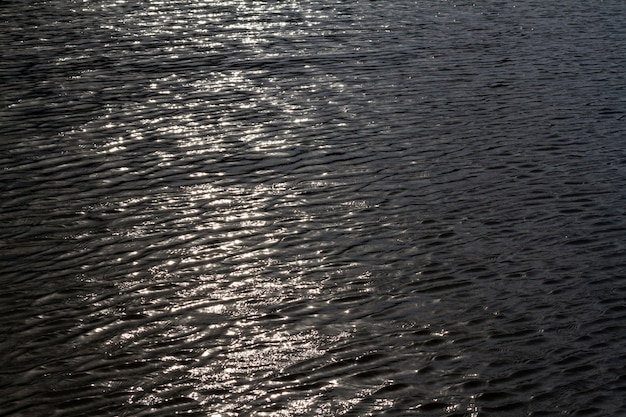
[1,1,626,416]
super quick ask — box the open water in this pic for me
[1,1,626,416]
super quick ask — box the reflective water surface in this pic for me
[1,1,626,416]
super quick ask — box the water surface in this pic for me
[1,1,626,416]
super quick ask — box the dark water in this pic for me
[1,0,626,416]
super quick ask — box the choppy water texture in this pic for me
[1,1,626,416]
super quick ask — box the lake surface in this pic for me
[1,1,626,416]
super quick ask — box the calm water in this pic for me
[1,1,626,416]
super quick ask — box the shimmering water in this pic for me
[1,1,626,416]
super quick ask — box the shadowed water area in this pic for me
[1,0,626,416]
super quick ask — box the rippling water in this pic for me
[2,1,626,416]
